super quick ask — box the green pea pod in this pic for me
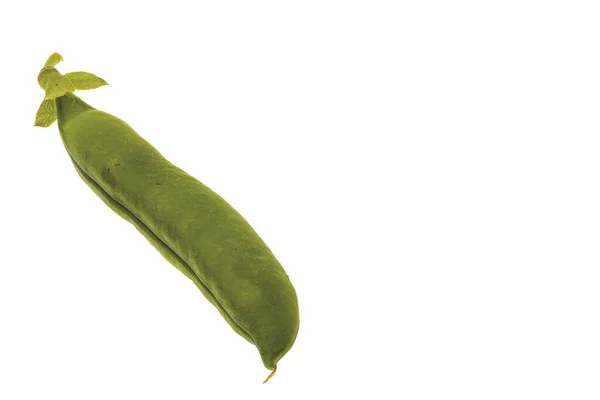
[34,54,299,382]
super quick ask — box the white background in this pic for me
[1,1,599,398]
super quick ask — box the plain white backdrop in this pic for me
[1,1,599,398]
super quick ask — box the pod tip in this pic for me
[262,367,277,384]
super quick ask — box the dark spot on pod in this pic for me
[101,167,116,187]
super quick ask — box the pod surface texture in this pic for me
[56,94,299,371]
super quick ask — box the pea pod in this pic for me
[34,53,299,382]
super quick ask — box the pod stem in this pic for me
[262,367,277,384]
[34,52,108,127]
